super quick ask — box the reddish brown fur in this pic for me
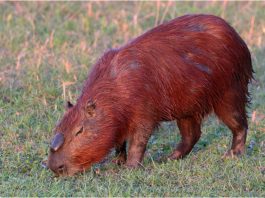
[47,14,253,176]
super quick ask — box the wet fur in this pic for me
[50,14,253,172]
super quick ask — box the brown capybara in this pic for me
[46,14,253,176]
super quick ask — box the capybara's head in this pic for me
[46,100,114,176]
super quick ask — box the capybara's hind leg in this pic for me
[126,123,154,168]
[169,117,202,160]
[214,91,248,157]
[113,141,127,165]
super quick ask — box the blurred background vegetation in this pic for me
[0,1,264,196]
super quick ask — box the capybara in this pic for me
[46,14,253,176]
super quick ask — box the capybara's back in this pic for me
[47,14,253,176]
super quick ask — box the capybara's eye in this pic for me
[75,127,83,136]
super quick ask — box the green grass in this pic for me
[0,2,265,196]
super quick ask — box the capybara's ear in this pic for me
[86,100,96,117]
[66,101,74,109]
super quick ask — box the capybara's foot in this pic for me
[112,154,127,165]
[125,161,142,169]
[222,148,244,159]
[168,150,184,160]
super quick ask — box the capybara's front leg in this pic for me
[169,117,202,160]
[126,124,153,168]
[113,141,127,165]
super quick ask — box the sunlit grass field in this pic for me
[0,1,264,196]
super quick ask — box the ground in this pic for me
[0,1,265,196]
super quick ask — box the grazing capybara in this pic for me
[46,14,253,176]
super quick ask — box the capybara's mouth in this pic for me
[42,160,62,177]
[42,159,82,176]
[41,159,66,176]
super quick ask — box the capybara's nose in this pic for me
[50,163,66,175]
[56,164,66,174]
[47,158,67,175]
